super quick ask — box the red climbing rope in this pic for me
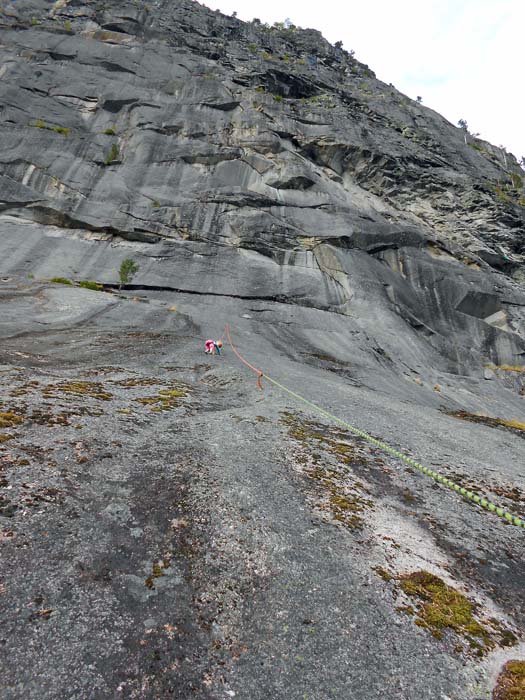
[224,324,264,390]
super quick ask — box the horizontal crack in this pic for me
[102,282,303,305]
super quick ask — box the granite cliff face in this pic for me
[0,2,524,700]
[1,0,525,370]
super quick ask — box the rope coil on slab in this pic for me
[223,325,525,530]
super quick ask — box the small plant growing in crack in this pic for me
[105,143,120,165]
[51,277,72,285]
[119,258,139,289]
[79,280,103,291]
[32,119,70,136]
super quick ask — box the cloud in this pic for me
[200,0,524,159]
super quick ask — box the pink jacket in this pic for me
[205,339,215,352]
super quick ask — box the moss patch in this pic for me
[329,489,369,529]
[444,409,525,436]
[135,385,189,412]
[374,566,394,582]
[281,412,374,530]
[490,484,524,505]
[10,388,29,397]
[28,408,70,427]
[145,558,171,589]
[43,381,112,401]
[281,412,378,469]
[398,571,498,655]
[493,661,525,700]
[112,377,160,388]
[401,487,418,504]
[502,419,525,431]
[82,366,129,376]
[499,630,519,648]
[24,486,65,507]
[0,412,24,429]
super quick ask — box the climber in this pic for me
[204,339,223,355]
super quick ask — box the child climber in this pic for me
[204,339,222,355]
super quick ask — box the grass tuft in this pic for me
[79,280,103,291]
[105,143,120,165]
[50,277,72,285]
[32,120,70,135]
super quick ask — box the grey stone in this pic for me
[0,3,523,700]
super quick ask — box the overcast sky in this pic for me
[200,0,524,162]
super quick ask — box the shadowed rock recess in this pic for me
[0,1,524,699]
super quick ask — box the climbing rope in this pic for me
[224,325,263,390]
[223,325,525,530]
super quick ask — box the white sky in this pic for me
[200,0,524,162]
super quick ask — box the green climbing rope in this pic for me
[263,374,525,530]
[223,323,524,530]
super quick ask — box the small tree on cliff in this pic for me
[457,119,469,144]
[119,258,139,289]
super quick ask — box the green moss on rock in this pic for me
[444,409,525,435]
[135,384,189,411]
[145,559,170,589]
[281,411,374,530]
[374,566,394,582]
[399,571,494,653]
[0,411,24,428]
[43,381,112,401]
[493,661,525,700]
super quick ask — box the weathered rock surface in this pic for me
[1,0,525,370]
[0,2,524,699]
